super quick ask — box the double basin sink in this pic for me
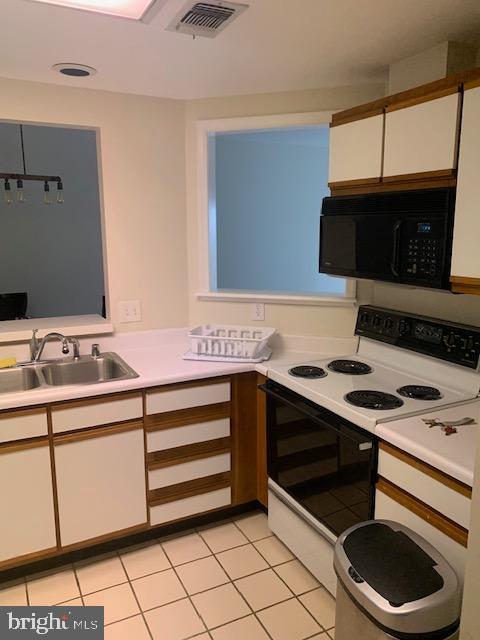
[0,353,139,394]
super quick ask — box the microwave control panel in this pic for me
[402,219,445,281]
[356,305,480,370]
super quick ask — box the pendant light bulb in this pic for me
[56,180,64,204]
[16,179,26,203]
[44,181,52,205]
[4,179,13,205]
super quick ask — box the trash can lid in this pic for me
[343,522,443,606]
[334,520,461,639]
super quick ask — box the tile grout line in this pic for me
[198,529,277,640]
[71,563,85,606]
[116,550,155,640]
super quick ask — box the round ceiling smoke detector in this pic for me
[52,63,97,77]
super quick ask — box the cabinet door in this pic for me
[383,93,460,178]
[328,114,384,184]
[451,85,480,281]
[0,444,57,563]
[54,427,147,547]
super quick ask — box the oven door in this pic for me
[261,381,377,538]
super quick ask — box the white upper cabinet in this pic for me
[383,93,461,178]
[328,114,384,184]
[451,85,480,281]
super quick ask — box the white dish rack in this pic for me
[188,324,275,360]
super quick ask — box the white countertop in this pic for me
[0,328,357,411]
[376,401,480,486]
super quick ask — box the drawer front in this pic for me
[378,448,471,529]
[375,489,466,585]
[147,418,230,453]
[52,393,143,434]
[0,408,48,443]
[149,453,231,490]
[146,381,230,415]
[150,487,231,526]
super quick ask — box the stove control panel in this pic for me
[356,305,480,370]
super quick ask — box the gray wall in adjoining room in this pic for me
[0,122,104,319]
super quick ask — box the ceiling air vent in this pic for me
[168,1,248,38]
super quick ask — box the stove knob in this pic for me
[384,318,393,331]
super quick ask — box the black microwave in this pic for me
[319,187,456,289]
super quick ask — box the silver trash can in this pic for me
[334,520,461,640]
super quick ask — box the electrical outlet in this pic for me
[119,300,142,323]
[251,302,265,321]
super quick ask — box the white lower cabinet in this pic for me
[150,488,231,526]
[54,427,147,547]
[0,445,56,563]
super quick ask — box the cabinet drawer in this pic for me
[150,487,231,526]
[378,446,471,529]
[51,393,143,434]
[0,408,48,443]
[149,453,231,489]
[147,418,230,453]
[375,489,466,585]
[146,381,230,415]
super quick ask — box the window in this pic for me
[206,124,350,300]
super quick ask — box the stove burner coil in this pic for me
[288,365,327,379]
[345,390,404,410]
[328,359,372,375]
[397,385,442,400]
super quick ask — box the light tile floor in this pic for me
[0,511,336,640]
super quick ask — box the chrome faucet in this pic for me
[69,337,81,360]
[33,332,70,362]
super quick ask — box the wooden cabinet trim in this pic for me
[382,168,456,183]
[256,374,268,508]
[328,177,381,189]
[385,86,461,113]
[379,441,472,498]
[331,175,456,197]
[465,78,480,91]
[146,376,231,395]
[0,547,59,572]
[0,406,46,419]
[0,436,49,454]
[53,420,144,445]
[148,473,231,506]
[50,390,142,411]
[145,402,231,431]
[377,477,468,547]
[450,276,480,295]
[147,437,231,469]
[330,107,384,127]
[231,372,258,505]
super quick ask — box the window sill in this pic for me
[0,315,113,344]
[195,291,358,307]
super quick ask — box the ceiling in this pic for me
[1,0,480,99]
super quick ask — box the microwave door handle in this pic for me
[391,220,402,277]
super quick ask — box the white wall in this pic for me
[186,84,384,337]
[0,77,188,333]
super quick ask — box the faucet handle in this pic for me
[91,343,100,358]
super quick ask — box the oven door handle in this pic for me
[259,383,373,446]
[390,220,402,277]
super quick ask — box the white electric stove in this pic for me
[264,305,480,595]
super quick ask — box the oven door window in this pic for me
[267,395,374,537]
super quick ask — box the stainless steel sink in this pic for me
[0,366,42,393]
[0,352,138,394]
[40,353,139,386]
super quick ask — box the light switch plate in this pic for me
[251,303,265,321]
[119,300,142,323]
